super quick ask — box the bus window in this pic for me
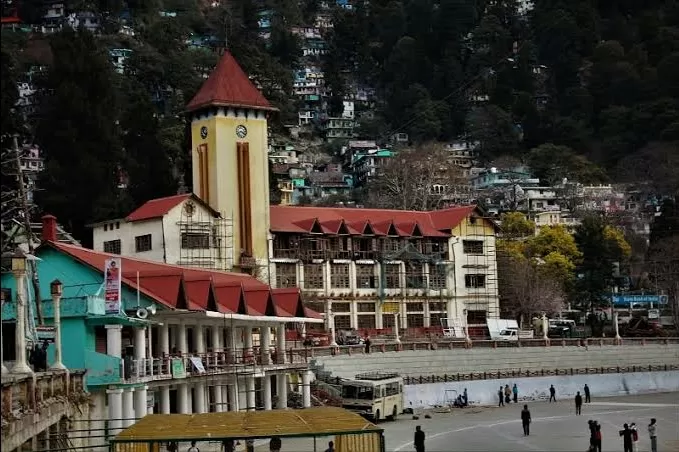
[342,385,374,400]
[385,382,400,396]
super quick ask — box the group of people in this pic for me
[497,383,519,406]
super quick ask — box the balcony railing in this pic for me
[121,347,305,382]
[2,371,87,424]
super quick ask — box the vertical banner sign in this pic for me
[104,258,122,315]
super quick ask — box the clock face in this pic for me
[200,126,208,139]
[236,125,248,139]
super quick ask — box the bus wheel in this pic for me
[391,406,398,421]
[374,410,380,423]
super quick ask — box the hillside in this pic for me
[1,0,678,243]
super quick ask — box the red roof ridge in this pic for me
[186,51,276,113]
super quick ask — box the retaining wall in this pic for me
[404,370,679,408]
[311,343,679,379]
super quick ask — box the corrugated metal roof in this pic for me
[111,407,382,442]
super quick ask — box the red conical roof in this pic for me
[186,51,276,112]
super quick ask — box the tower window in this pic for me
[181,233,210,249]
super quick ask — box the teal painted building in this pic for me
[1,244,160,391]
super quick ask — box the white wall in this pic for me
[404,370,679,408]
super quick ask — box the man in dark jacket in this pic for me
[575,391,583,415]
[521,405,532,436]
[619,423,633,452]
[584,384,591,403]
[414,425,425,452]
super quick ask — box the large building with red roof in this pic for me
[92,196,501,334]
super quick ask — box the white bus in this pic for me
[340,372,404,422]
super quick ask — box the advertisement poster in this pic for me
[104,258,122,315]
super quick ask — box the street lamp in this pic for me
[1,289,8,374]
[50,279,67,370]
[11,249,33,374]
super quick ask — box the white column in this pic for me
[276,324,287,364]
[276,374,288,409]
[261,326,271,365]
[178,322,188,354]
[262,376,272,410]
[228,383,239,412]
[329,314,338,347]
[211,326,222,351]
[212,385,223,412]
[107,389,124,435]
[195,325,206,354]
[12,270,32,374]
[106,325,123,358]
[393,313,401,344]
[177,383,189,414]
[302,370,312,408]
[194,383,206,413]
[122,388,135,427]
[160,386,171,414]
[134,385,148,420]
[50,291,66,370]
[541,314,549,340]
[244,326,253,355]
[134,327,146,376]
[613,312,621,340]
[147,326,153,360]
[246,375,256,411]
[160,323,170,356]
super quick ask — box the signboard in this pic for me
[104,258,122,315]
[189,357,206,374]
[170,358,186,379]
[36,326,56,343]
[382,302,399,314]
[611,295,668,308]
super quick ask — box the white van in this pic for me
[341,372,404,422]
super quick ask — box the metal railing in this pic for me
[290,337,679,359]
[122,347,308,382]
[401,363,679,385]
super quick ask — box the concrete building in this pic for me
[1,216,322,450]
[269,205,501,332]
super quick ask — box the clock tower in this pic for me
[186,52,276,278]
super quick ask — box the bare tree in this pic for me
[647,235,679,329]
[476,155,528,211]
[364,143,467,211]
[498,253,566,327]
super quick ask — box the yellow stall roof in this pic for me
[111,407,383,443]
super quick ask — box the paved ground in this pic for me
[177,392,679,451]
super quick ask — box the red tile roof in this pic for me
[269,205,482,237]
[1,16,21,23]
[125,194,218,222]
[42,241,317,320]
[185,51,276,113]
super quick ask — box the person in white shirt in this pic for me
[648,418,658,452]
[187,441,200,452]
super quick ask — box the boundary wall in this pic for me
[404,370,679,408]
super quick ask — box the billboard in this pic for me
[104,258,122,315]
[611,294,669,308]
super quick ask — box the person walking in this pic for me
[648,418,658,452]
[167,441,178,452]
[324,441,335,452]
[584,384,591,403]
[588,420,597,451]
[619,423,633,452]
[498,387,504,407]
[520,404,531,436]
[593,423,602,452]
[630,423,639,452]
[269,436,282,452]
[504,385,511,404]
[512,383,518,403]
[187,441,200,452]
[414,425,425,452]
[549,385,556,402]
[575,391,583,415]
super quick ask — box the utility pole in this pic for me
[12,135,44,324]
